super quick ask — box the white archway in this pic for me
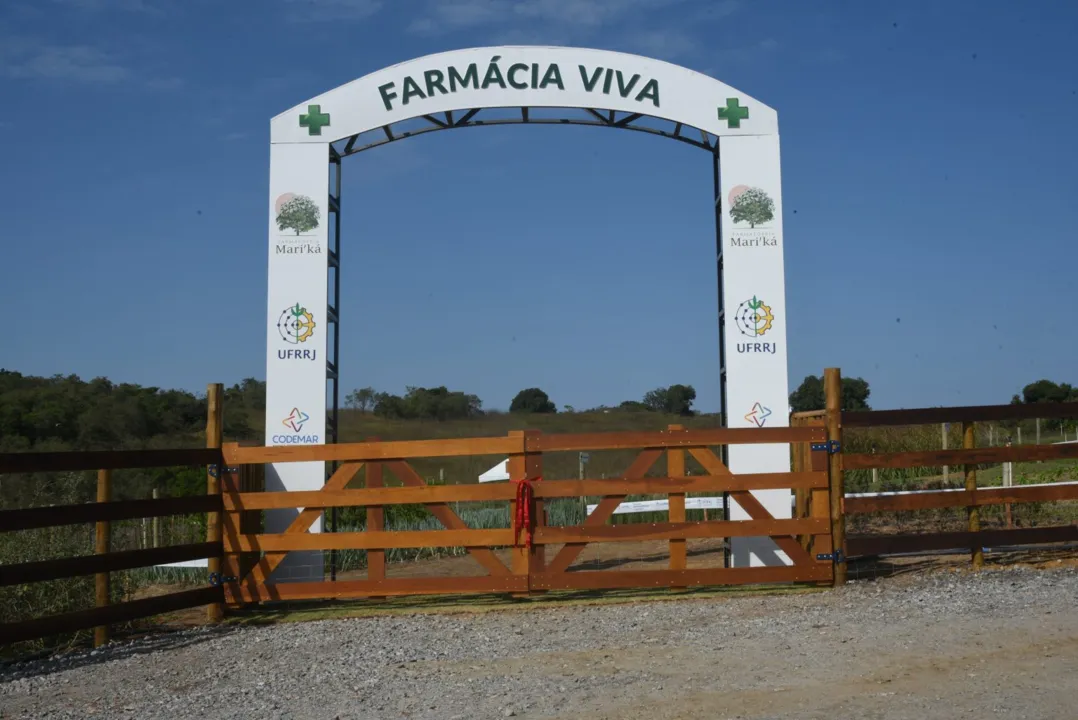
[265,46,790,580]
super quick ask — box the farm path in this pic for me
[2,566,1076,719]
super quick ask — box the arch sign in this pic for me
[265,46,790,581]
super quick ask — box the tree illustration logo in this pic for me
[728,185,775,228]
[735,296,774,337]
[275,193,320,235]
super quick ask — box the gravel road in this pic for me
[3,566,1077,720]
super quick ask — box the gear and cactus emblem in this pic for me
[278,303,316,344]
[735,296,774,337]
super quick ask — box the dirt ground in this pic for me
[5,547,1078,720]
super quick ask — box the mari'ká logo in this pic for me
[275,193,320,235]
[278,303,316,344]
[728,185,775,229]
[735,296,774,338]
[282,407,310,433]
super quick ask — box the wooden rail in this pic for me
[847,526,1078,557]
[0,587,223,646]
[0,542,221,587]
[0,494,221,532]
[0,447,223,474]
[844,443,1078,470]
[842,401,1078,427]
[221,426,824,467]
[845,482,1078,514]
[222,472,824,512]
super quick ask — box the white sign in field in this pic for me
[478,459,510,483]
[586,497,725,516]
[267,45,790,581]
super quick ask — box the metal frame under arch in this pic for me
[330,106,722,157]
[322,106,734,577]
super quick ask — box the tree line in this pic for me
[3,368,1075,453]
[345,383,700,420]
[787,374,1078,415]
[0,369,264,453]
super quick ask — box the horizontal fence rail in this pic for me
[0,587,223,646]
[0,494,222,532]
[845,443,1078,470]
[222,472,827,512]
[222,426,828,466]
[0,542,220,587]
[848,526,1078,557]
[842,401,1078,427]
[227,518,831,553]
[845,482,1078,514]
[0,447,223,474]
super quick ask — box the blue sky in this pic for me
[1,0,1076,413]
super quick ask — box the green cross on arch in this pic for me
[299,105,331,136]
[717,98,749,129]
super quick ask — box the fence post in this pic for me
[152,487,160,548]
[790,415,809,551]
[206,383,224,623]
[507,430,541,596]
[942,423,949,485]
[93,468,112,647]
[667,424,687,585]
[963,422,983,569]
[1003,440,1013,528]
[824,368,847,586]
[366,436,386,600]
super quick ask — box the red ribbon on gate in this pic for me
[513,475,541,548]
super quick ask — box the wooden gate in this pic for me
[220,425,833,604]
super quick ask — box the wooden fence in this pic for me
[7,368,1078,648]
[822,370,1078,569]
[219,424,834,603]
[0,385,234,647]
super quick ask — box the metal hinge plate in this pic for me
[208,572,237,586]
[811,440,842,454]
[816,550,845,563]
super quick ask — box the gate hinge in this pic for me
[209,572,238,586]
[811,440,842,454]
[816,549,845,564]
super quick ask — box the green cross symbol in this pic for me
[718,98,749,129]
[299,104,331,136]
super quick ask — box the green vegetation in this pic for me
[641,384,697,415]
[789,374,871,412]
[0,370,265,652]
[1013,379,1078,405]
[510,387,556,414]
